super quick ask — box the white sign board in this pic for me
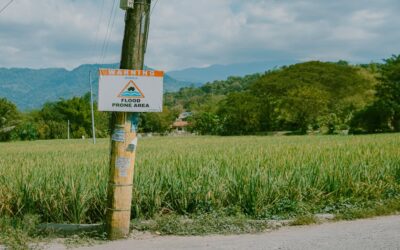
[98,69,163,112]
[120,0,134,10]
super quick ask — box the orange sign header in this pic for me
[99,69,164,77]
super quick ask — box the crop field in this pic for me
[0,134,399,225]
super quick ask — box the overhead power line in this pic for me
[92,0,106,64]
[99,0,118,65]
[143,0,160,67]
[0,0,14,15]
[102,0,118,65]
[150,0,159,16]
[100,0,159,66]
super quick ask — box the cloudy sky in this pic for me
[0,0,399,71]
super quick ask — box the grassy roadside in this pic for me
[131,198,400,235]
[0,215,41,250]
[1,198,399,249]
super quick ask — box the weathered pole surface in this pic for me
[106,0,151,240]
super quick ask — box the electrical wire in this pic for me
[143,0,159,67]
[150,0,159,16]
[102,1,118,65]
[0,0,14,15]
[92,0,106,64]
[99,0,115,64]
[99,0,117,65]
[100,0,158,66]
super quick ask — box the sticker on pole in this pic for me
[98,69,163,112]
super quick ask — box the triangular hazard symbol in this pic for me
[118,80,145,98]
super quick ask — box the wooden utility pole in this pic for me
[106,0,152,240]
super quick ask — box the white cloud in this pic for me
[146,0,400,69]
[0,0,125,68]
[0,0,399,70]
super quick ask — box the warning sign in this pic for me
[98,69,163,112]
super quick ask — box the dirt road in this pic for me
[49,215,400,250]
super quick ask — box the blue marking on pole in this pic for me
[130,113,140,133]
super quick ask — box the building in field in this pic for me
[171,112,192,133]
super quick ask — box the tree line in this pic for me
[168,56,399,135]
[1,93,107,141]
[0,55,399,141]
[0,92,180,141]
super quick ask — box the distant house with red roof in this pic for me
[172,112,192,133]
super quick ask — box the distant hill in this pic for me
[167,60,296,84]
[165,61,377,115]
[0,64,198,110]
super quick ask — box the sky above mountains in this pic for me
[0,0,399,71]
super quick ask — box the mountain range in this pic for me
[0,61,292,110]
[168,60,295,84]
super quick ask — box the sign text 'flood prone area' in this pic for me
[112,98,150,108]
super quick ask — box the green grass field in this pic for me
[1,134,400,226]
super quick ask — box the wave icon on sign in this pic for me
[118,80,145,98]
[120,88,142,97]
